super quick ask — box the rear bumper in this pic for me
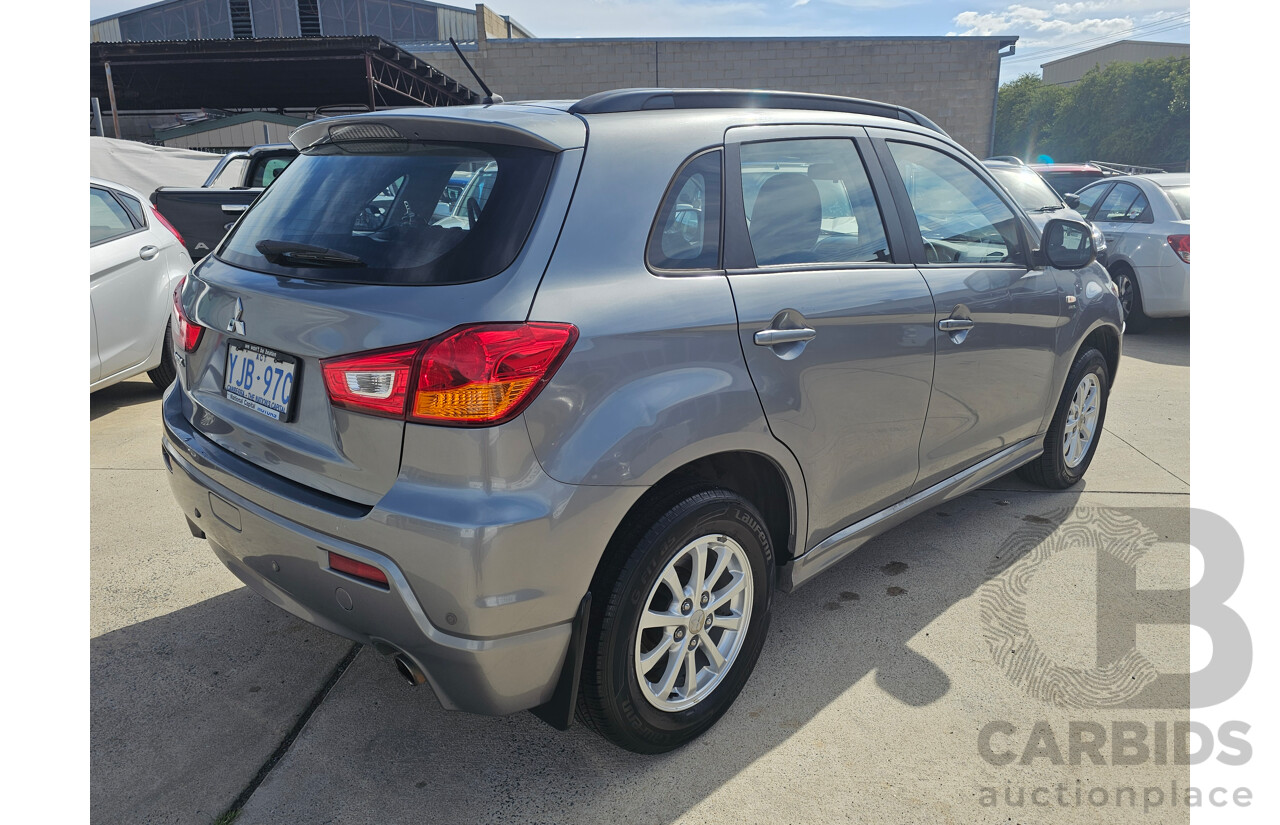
[161,384,644,715]
[1137,260,1190,318]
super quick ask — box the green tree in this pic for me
[994,56,1189,169]
[992,73,1067,160]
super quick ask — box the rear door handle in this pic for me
[938,319,974,332]
[221,204,249,214]
[754,327,817,346]
[139,245,159,261]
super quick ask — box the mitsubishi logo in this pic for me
[227,297,245,335]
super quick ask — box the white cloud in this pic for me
[951,4,1134,41]
[792,0,811,6]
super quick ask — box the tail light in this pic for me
[172,276,203,353]
[1167,234,1190,264]
[152,205,186,249]
[321,323,578,427]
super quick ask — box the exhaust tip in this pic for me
[394,654,427,687]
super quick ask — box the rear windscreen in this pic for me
[1039,171,1105,197]
[218,141,555,285]
[1163,186,1191,220]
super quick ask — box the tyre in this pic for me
[147,323,177,390]
[1018,348,1110,489]
[577,487,775,753]
[1111,265,1149,333]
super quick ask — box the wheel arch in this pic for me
[588,449,803,599]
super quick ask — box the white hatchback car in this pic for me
[91,178,193,391]
[1073,173,1190,331]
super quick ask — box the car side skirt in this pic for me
[780,435,1044,591]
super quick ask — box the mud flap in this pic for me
[529,592,591,731]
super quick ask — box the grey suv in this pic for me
[162,89,1122,753]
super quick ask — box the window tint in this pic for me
[1096,183,1150,222]
[115,191,147,227]
[1074,183,1110,216]
[219,141,555,285]
[647,151,722,271]
[740,139,890,266]
[1039,171,1106,197]
[253,157,294,188]
[90,187,139,245]
[887,141,1023,265]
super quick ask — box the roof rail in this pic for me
[1088,160,1166,175]
[567,88,947,136]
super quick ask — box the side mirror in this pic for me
[1039,218,1096,270]
[1062,192,1081,209]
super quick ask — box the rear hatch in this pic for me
[175,111,585,505]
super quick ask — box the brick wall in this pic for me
[417,37,1009,153]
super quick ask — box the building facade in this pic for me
[91,0,531,44]
[90,1,1016,154]
[1041,39,1189,86]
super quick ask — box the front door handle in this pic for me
[139,245,159,261]
[938,319,974,332]
[754,327,817,346]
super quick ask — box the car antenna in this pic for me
[449,38,503,104]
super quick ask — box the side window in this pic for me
[90,187,139,246]
[115,191,147,227]
[1096,183,1150,223]
[647,151,722,271]
[740,139,890,267]
[1074,183,1110,217]
[250,157,294,188]
[887,141,1023,265]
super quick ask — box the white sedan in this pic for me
[91,178,193,391]
[1073,173,1190,331]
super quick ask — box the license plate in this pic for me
[224,342,298,421]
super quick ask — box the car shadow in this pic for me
[197,484,1092,823]
[90,378,167,422]
[1121,318,1189,367]
[90,588,355,824]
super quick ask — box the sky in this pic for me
[88,0,1190,85]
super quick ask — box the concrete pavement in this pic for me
[91,319,1191,824]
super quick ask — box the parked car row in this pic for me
[90,178,192,391]
[983,159,1190,331]
[159,89,1122,753]
[1070,173,1190,331]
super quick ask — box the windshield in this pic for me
[989,166,1063,212]
[218,141,555,285]
[1163,186,1191,220]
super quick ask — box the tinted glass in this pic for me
[741,139,891,266]
[1164,186,1191,219]
[1039,171,1106,197]
[90,187,138,245]
[1096,183,1150,222]
[987,166,1062,212]
[888,142,1023,264]
[115,191,148,227]
[219,141,555,285]
[251,157,294,188]
[647,151,722,271]
[1074,182,1110,216]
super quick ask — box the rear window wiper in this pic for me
[255,240,366,268]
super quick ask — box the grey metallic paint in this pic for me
[164,100,1122,719]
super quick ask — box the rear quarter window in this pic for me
[218,141,555,285]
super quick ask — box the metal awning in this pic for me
[89,36,478,112]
